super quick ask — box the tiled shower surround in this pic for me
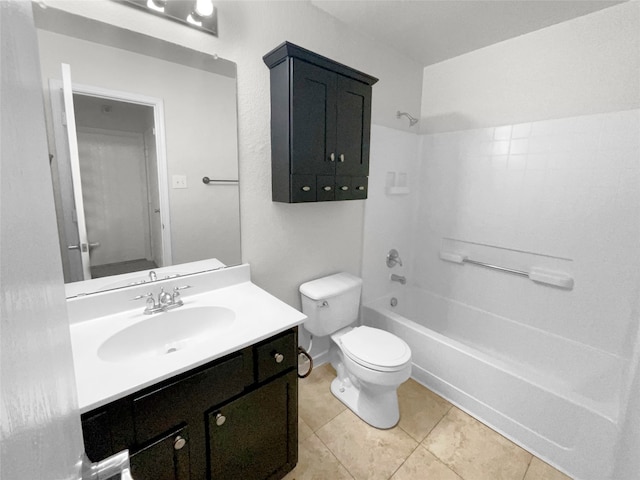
[362,108,640,478]
[415,109,640,356]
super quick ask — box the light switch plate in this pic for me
[172,175,187,189]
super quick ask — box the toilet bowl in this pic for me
[299,273,412,429]
[330,326,411,428]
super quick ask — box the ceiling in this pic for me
[311,1,625,66]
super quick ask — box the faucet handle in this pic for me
[386,249,403,268]
[171,285,191,307]
[132,292,161,314]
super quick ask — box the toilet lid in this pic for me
[340,326,411,371]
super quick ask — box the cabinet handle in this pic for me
[329,153,335,162]
[356,186,365,191]
[174,435,187,450]
[215,413,226,426]
[274,352,284,364]
[322,186,332,192]
[301,186,311,192]
[340,186,349,191]
[339,154,345,162]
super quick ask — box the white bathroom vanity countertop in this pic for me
[68,264,306,413]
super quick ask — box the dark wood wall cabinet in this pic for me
[263,42,378,203]
[81,328,298,480]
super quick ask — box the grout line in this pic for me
[396,402,451,443]
[420,404,452,443]
[432,454,464,480]
[422,411,467,478]
[386,442,422,480]
[309,405,347,434]
[314,429,355,480]
[521,455,534,480]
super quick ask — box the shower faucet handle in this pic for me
[386,249,403,268]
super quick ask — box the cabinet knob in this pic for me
[322,186,332,192]
[339,154,345,162]
[329,153,335,162]
[215,413,226,426]
[274,352,284,364]
[356,186,365,191]
[301,186,311,192]
[174,435,187,450]
[340,186,349,191]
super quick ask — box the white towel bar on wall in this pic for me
[439,251,574,290]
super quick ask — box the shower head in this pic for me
[396,110,419,127]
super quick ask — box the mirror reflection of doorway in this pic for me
[74,94,161,278]
[49,71,172,283]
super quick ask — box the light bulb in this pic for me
[194,0,214,17]
[146,0,165,12]
[186,14,202,26]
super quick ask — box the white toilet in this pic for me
[300,272,412,429]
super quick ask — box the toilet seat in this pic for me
[339,326,411,372]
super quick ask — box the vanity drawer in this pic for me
[133,353,246,442]
[254,330,297,383]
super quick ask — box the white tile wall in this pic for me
[361,125,421,304]
[413,109,640,356]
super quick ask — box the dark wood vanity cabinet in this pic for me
[263,42,378,203]
[81,328,298,480]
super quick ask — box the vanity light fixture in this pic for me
[119,0,218,36]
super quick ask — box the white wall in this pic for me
[420,2,640,134]
[39,0,424,309]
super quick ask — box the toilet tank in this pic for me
[299,272,362,337]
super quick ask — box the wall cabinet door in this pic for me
[208,371,297,480]
[291,59,336,177]
[335,74,372,177]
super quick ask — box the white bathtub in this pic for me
[363,288,623,480]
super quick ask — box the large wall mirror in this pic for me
[34,6,241,297]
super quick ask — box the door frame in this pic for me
[50,80,172,276]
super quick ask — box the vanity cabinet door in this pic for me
[132,353,246,443]
[82,409,114,462]
[130,425,190,480]
[208,371,298,480]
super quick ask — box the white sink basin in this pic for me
[98,306,235,363]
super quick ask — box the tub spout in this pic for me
[390,274,406,285]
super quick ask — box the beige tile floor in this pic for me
[286,364,572,480]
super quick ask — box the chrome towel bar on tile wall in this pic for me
[439,251,574,290]
[202,177,239,185]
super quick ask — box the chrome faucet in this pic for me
[149,270,157,282]
[132,285,192,314]
[390,274,406,285]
